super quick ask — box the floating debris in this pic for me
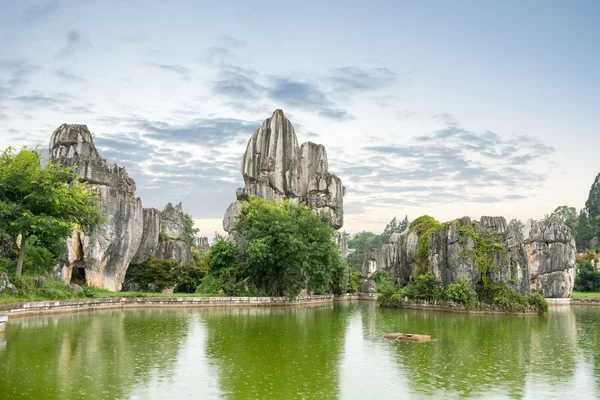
[384,333,431,342]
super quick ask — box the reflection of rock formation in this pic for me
[50,124,191,291]
[366,303,578,398]
[0,309,190,399]
[363,216,576,298]
[223,110,345,232]
[201,305,348,399]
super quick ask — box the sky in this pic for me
[0,0,599,239]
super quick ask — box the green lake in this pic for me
[1,302,599,399]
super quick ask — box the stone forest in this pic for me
[15,109,572,303]
[1,109,599,400]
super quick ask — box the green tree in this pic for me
[381,215,408,242]
[550,206,577,226]
[346,231,386,269]
[183,213,199,246]
[0,147,104,276]
[234,197,345,297]
[585,173,600,221]
[575,209,596,252]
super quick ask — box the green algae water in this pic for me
[1,302,600,400]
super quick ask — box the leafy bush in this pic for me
[372,271,397,296]
[0,244,55,276]
[174,263,207,293]
[348,267,362,293]
[409,216,441,275]
[195,274,221,296]
[445,279,476,307]
[403,274,443,301]
[234,197,345,298]
[527,292,548,314]
[574,250,600,292]
[209,234,238,273]
[125,257,208,293]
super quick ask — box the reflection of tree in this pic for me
[575,306,600,393]
[201,305,350,400]
[0,309,190,400]
[367,306,577,399]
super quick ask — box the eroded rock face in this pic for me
[50,124,136,193]
[223,109,345,233]
[196,237,209,253]
[362,216,576,298]
[50,124,191,291]
[132,203,192,265]
[53,185,144,291]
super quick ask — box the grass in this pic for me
[571,291,600,299]
[0,275,218,306]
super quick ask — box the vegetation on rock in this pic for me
[0,147,104,276]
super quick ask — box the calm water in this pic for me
[1,302,599,400]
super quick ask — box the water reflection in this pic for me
[0,309,190,400]
[200,305,350,400]
[0,303,599,399]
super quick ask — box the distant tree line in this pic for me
[550,172,600,291]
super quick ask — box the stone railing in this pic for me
[0,313,7,332]
[570,298,600,306]
[0,294,378,317]
[378,297,542,314]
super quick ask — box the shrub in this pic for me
[348,267,362,293]
[195,274,221,296]
[574,252,600,292]
[409,216,441,275]
[234,197,345,298]
[404,274,443,301]
[527,292,548,314]
[445,279,477,307]
[372,271,397,296]
[209,234,238,273]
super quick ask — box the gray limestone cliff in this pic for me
[223,109,345,234]
[132,203,192,265]
[362,216,576,298]
[50,124,191,291]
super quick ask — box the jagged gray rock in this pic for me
[132,203,192,265]
[50,124,136,193]
[0,272,17,294]
[196,237,209,253]
[50,124,192,291]
[299,142,344,229]
[223,109,345,233]
[362,216,576,298]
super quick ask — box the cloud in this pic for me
[212,65,266,100]
[54,69,85,82]
[92,130,244,218]
[151,64,191,81]
[328,67,396,93]
[136,116,260,147]
[337,117,555,213]
[21,1,60,23]
[57,30,93,57]
[0,60,40,97]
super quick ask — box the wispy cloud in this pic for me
[151,63,191,81]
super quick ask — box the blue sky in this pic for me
[1,0,598,236]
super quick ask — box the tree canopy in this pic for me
[0,147,104,275]
[233,197,346,297]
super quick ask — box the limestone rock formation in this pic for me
[196,237,210,253]
[0,272,17,294]
[50,124,191,291]
[223,109,345,232]
[363,216,576,298]
[132,203,192,265]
